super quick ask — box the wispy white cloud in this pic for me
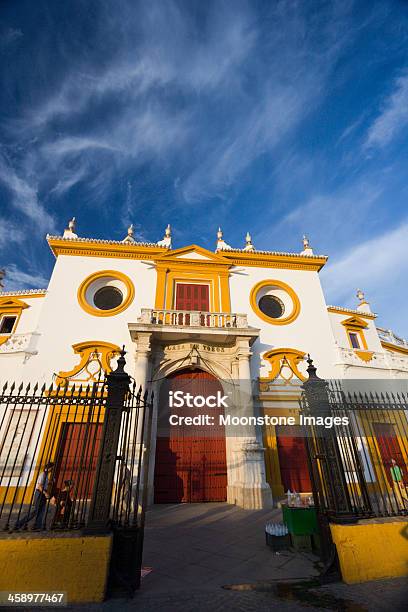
[0,156,55,231]
[49,166,88,197]
[3,0,355,213]
[256,178,384,254]
[2,263,49,291]
[321,222,408,331]
[0,218,25,248]
[365,71,408,149]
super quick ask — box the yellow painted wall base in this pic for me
[330,518,408,584]
[0,534,112,603]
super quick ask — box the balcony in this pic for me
[138,308,248,328]
[377,326,408,349]
[335,346,408,374]
[129,309,258,344]
[0,332,40,357]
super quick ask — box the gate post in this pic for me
[302,356,354,523]
[86,347,130,532]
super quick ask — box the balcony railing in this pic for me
[335,346,408,372]
[0,332,40,355]
[377,326,408,348]
[138,308,248,329]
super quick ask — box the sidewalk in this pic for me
[70,503,407,611]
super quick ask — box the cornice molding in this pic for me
[0,290,47,299]
[381,341,408,356]
[47,236,168,259]
[46,236,327,270]
[327,305,377,319]
[218,249,327,271]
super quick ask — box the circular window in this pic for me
[93,286,123,310]
[78,270,134,317]
[250,279,300,325]
[258,295,285,319]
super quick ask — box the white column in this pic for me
[133,333,156,504]
[134,332,152,390]
[233,337,273,509]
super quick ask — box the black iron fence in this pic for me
[300,359,408,523]
[0,350,153,536]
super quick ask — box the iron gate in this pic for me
[300,356,408,571]
[0,348,153,597]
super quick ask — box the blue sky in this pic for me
[1,0,408,335]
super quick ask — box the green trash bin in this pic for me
[282,505,318,536]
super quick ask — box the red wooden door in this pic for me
[175,284,209,311]
[54,423,103,498]
[373,422,407,485]
[276,425,312,492]
[154,369,227,503]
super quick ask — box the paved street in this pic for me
[69,503,407,611]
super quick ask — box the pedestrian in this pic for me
[51,480,75,528]
[390,458,408,509]
[14,462,54,531]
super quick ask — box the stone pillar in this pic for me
[229,338,273,509]
[133,333,155,504]
[134,332,152,390]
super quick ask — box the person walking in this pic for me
[390,458,408,509]
[14,462,54,530]
[51,480,75,528]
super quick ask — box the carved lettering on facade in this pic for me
[164,343,225,353]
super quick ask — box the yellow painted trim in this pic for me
[49,237,327,270]
[260,348,307,382]
[327,306,376,320]
[154,244,231,265]
[154,267,167,309]
[216,250,327,271]
[250,279,300,325]
[381,341,408,355]
[0,292,46,299]
[48,237,167,260]
[77,270,135,317]
[55,341,121,386]
[355,350,374,362]
[0,297,29,311]
[0,298,29,345]
[340,316,369,329]
[330,520,408,583]
[155,261,231,313]
[0,535,112,602]
[341,316,370,353]
[219,272,231,312]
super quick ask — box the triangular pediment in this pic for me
[155,245,230,265]
[0,297,29,310]
[341,316,368,329]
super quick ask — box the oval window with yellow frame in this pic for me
[250,279,300,325]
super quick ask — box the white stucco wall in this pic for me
[229,266,338,379]
[15,255,157,383]
[328,310,383,352]
[1,244,407,384]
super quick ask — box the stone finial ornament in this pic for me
[157,224,172,248]
[63,217,78,239]
[356,289,365,303]
[122,223,136,244]
[356,289,371,313]
[300,234,314,256]
[216,227,232,251]
[243,231,255,251]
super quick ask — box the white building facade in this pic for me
[1,221,407,507]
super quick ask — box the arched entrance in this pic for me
[154,368,227,503]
